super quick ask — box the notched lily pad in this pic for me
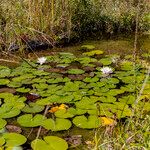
[73,115,101,129]
[17,114,46,127]
[67,69,85,75]
[21,102,45,113]
[2,133,27,147]
[81,45,95,50]
[31,136,68,150]
[0,118,7,129]
[42,118,72,131]
[83,50,104,56]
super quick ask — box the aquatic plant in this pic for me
[0,51,149,149]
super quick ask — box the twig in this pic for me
[36,105,50,139]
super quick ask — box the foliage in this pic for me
[0,51,149,149]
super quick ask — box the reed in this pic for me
[0,0,150,51]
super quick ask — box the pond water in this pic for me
[0,33,149,150]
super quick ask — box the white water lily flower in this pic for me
[101,67,113,75]
[37,57,47,65]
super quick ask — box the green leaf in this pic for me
[31,136,68,150]
[16,87,30,93]
[99,58,112,65]
[0,118,7,129]
[0,137,5,146]
[0,79,10,85]
[54,108,75,118]
[73,115,101,129]
[0,104,21,118]
[83,50,104,56]
[81,45,95,50]
[2,133,27,147]
[42,118,72,131]
[67,69,85,75]
[0,68,11,78]
[21,103,45,113]
[17,114,46,127]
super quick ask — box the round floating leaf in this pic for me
[81,45,95,50]
[0,79,10,85]
[119,95,135,104]
[0,137,5,146]
[83,50,104,56]
[31,136,68,150]
[67,69,85,75]
[99,58,112,65]
[21,103,45,113]
[42,118,72,131]
[17,114,46,127]
[120,61,133,70]
[0,67,11,78]
[7,82,22,88]
[63,82,79,91]
[75,99,97,110]
[2,133,27,147]
[83,77,99,83]
[104,89,124,96]
[0,118,7,129]
[54,108,75,118]
[16,87,30,93]
[0,104,21,119]
[73,115,101,129]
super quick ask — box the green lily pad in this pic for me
[83,77,99,83]
[17,114,46,127]
[42,118,72,131]
[0,67,11,78]
[31,136,68,150]
[99,58,112,65]
[0,79,10,85]
[75,99,97,110]
[119,95,135,104]
[73,115,101,129]
[81,45,95,50]
[83,50,104,56]
[0,118,7,129]
[54,108,76,118]
[2,133,27,147]
[0,104,21,118]
[16,87,30,93]
[63,82,79,91]
[21,103,45,113]
[0,137,5,146]
[120,61,133,70]
[67,69,85,75]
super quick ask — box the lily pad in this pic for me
[21,103,45,113]
[83,50,104,56]
[0,67,11,78]
[99,58,112,65]
[0,79,10,85]
[67,69,85,75]
[0,118,7,129]
[17,114,46,127]
[2,133,27,147]
[42,118,72,131]
[31,136,68,150]
[0,104,21,118]
[81,45,95,50]
[73,115,101,129]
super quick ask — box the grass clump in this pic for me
[0,0,150,51]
